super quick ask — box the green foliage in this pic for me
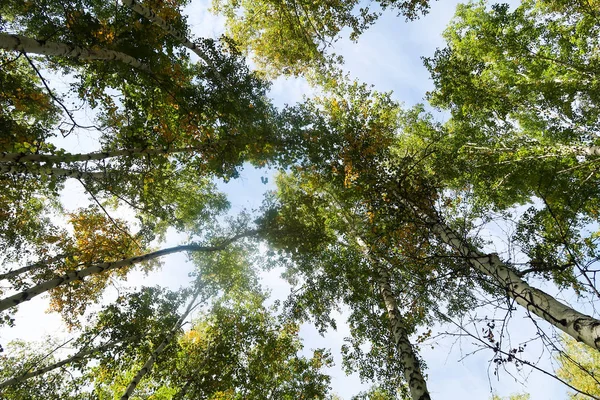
[424,0,600,209]
[87,290,333,399]
[490,394,531,400]
[212,0,434,77]
[0,286,187,399]
[557,336,600,398]
[352,385,404,400]
[3,0,600,398]
[258,83,480,395]
[420,0,600,292]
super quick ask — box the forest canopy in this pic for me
[0,0,599,399]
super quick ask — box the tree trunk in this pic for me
[574,146,600,156]
[353,236,431,400]
[391,188,600,351]
[466,143,600,157]
[328,191,432,399]
[0,339,127,389]
[0,164,105,179]
[0,231,256,313]
[119,286,203,400]
[429,213,600,351]
[0,33,150,72]
[0,146,205,164]
[0,254,67,281]
[375,266,432,400]
[122,0,226,85]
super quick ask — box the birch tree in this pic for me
[0,0,284,335]
[255,84,488,398]
[270,80,600,399]
[423,0,600,215]
[0,286,189,398]
[0,224,257,325]
[0,0,282,268]
[417,0,600,310]
[212,0,436,77]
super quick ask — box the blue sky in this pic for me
[0,0,582,398]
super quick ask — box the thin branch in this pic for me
[22,53,98,132]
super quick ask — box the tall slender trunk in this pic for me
[325,190,432,399]
[0,164,105,179]
[0,254,67,281]
[571,145,600,156]
[119,286,203,400]
[0,146,206,164]
[429,218,600,350]
[122,0,227,85]
[376,267,431,400]
[0,33,150,72]
[0,231,256,313]
[466,144,600,157]
[391,188,600,350]
[0,339,128,389]
[355,237,431,400]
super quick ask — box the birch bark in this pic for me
[354,237,431,400]
[0,33,150,72]
[0,339,127,389]
[375,266,432,400]
[0,254,67,281]
[0,147,204,164]
[466,144,600,157]
[0,164,106,179]
[0,231,256,313]
[430,219,600,350]
[325,190,432,398]
[389,188,600,350]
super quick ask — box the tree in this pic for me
[0,0,285,330]
[0,285,190,399]
[421,0,600,294]
[0,0,282,267]
[212,0,435,77]
[76,290,333,399]
[0,226,258,324]
[3,0,600,397]
[257,83,489,399]
[491,394,530,400]
[557,335,600,399]
[263,78,600,399]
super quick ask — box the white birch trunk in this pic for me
[0,147,203,164]
[0,254,67,281]
[121,0,226,85]
[466,143,600,157]
[354,237,431,400]
[0,33,150,72]
[391,189,600,350]
[0,339,126,389]
[375,267,432,400]
[328,192,432,399]
[119,287,203,400]
[0,164,105,179]
[430,215,600,351]
[0,231,255,313]
[561,145,600,157]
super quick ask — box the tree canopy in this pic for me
[1,0,600,399]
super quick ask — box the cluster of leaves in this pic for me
[212,0,435,77]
